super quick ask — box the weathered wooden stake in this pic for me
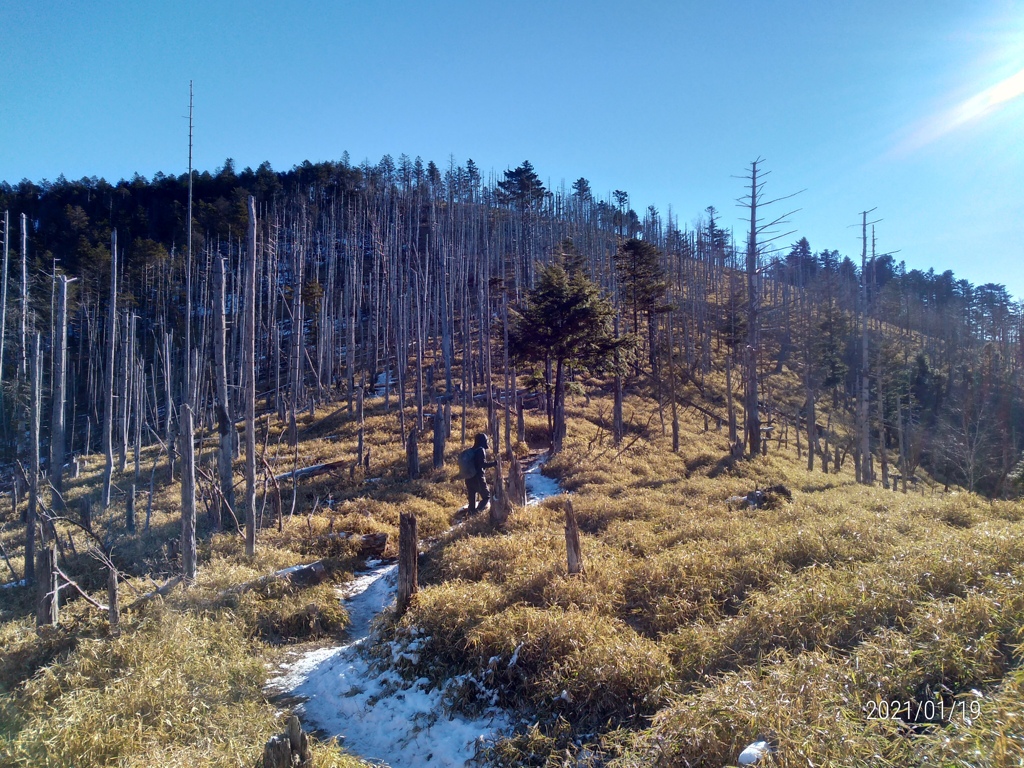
[397,512,418,614]
[565,500,584,576]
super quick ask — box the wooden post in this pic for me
[406,427,420,479]
[397,512,417,614]
[565,500,584,576]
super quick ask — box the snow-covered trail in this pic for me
[266,454,564,768]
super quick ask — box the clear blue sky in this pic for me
[2,1,1023,298]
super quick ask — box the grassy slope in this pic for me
[391,393,1024,767]
[0,386,1022,767]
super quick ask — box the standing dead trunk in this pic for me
[552,357,566,454]
[432,406,445,470]
[244,196,258,557]
[0,211,8,410]
[102,232,118,509]
[613,316,624,445]
[397,512,417,615]
[744,161,761,458]
[858,210,872,484]
[565,500,584,576]
[806,385,816,472]
[107,565,120,636]
[406,427,420,479]
[50,276,70,507]
[214,255,235,531]
[180,86,197,581]
[36,541,57,628]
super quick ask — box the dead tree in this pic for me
[102,231,118,508]
[406,427,420,479]
[0,211,8,408]
[24,334,44,585]
[432,405,445,469]
[857,209,877,484]
[244,196,258,557]
[50,276,71,508]
[565,500,584,576]
[180,84,197,581]
[737,158,800,457]
[213,254,235,530]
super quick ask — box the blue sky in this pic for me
[2,1,1023,298]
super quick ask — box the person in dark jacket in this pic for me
[466,432,496,513]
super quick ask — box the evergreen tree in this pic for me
[510,260,619,453]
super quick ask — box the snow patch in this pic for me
[523,454,562,505]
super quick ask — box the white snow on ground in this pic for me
[267,456,563,767]
[1,579,26,590]
[523,453,562,505]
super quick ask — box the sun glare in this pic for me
[896,64,1024,155]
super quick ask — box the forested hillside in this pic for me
[0,153,1021,505]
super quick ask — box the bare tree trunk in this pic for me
[565,500,583,576]
[102,232,118,508]
[0,211,8,412]
[25,334,43,586]
[668,310,679,452]
[552,357,566,454]
[36,542,57,628]
[180,86,197,581]
[806,385,816,472]
[244,196,258,557]
[745,161,761,458]
[726,353,737,445]
[214,255,235,531]
[858,210,872,484]
[107,565,120,636]
[432,406,445,470]
[406,426,419,479]
[613,316,624,445]
[50,276,69,507]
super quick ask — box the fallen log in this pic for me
[126,575,183,611]
[273,459,351,483]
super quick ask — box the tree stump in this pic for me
[262,715,311,768]
[397,512,417,614]
[565,500,584,576]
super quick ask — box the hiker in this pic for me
[461,432,496,513]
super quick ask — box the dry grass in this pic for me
[2,380,1024,767]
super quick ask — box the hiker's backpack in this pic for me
[456,448,477,480]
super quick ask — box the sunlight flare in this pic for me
[898,65,1024,154]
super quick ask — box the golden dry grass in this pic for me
[1,380,1023,767]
